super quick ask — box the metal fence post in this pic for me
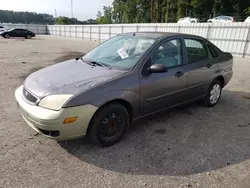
[90,26,92,40]
[75,26,77,38]
[109,25,111,39]
[206,25,211,39]
[69,26,71,37]
[136,25,139,32]
[178,25,181,33]
[98,25,101,42]
[121,25,124,34]
[82,25,84,39]
[36,25,39,34]
[155,25,157,32]
[242,26,250,58]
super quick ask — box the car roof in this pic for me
[13,28,27,30]
[216,15,233,18]
[119,32,205,40]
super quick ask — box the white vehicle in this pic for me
[190,18,199,23]
[207,16,234,23]
[0,26,8,32]
[177,17,199,24]
[244,16,250,22]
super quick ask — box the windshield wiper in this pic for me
[87,61,112,69]
[75,57,112,69]
[75,57,94,66]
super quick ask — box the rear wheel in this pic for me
[89,103,129,146]
[204,79,222,107]
[26,34,31,39]
[4,34,10,39]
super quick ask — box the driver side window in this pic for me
[152,39,182,68]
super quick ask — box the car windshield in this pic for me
[82,35,156,70]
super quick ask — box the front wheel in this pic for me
[4,34,10,39]
[204,80,222,107]
[88,103,130,146]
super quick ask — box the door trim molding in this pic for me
[146,88,187,102]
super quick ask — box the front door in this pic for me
[140,38,188,115]
[10,29,19,37]
[183,38,217,99]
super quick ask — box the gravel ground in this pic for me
[0,35,250,188]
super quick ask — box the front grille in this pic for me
[22,87,38,104]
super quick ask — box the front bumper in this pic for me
[15,86,98,141]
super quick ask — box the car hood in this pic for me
[24,59,125,98]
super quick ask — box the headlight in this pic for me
[38,94,73,111]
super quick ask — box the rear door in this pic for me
[183,38,217,99]
[18,29,27,37]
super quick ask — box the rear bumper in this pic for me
[15,86,98,141]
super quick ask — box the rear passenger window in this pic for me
[184,39,208,63]
[207,44,218,58]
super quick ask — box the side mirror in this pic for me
[149,64,167,73]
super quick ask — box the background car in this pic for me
[190,18,199,23]
[244,16,250,22]
[177,17,199,23]
[207,16,234,23]
[0,28,36,39]
[0,25,8,32]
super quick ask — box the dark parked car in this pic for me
[1,28,35,39]
[15,32,233,146]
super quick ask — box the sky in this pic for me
[1,0,114,20]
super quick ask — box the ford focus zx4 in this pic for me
[15,32,233,146]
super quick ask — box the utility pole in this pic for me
[55,9,57,24]
[71,0,73,18]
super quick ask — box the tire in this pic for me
[88,103,130,146]
[26,34,31,39]
[204,79,222,107]
[4,34,10,39]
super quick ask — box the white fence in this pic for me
[47,23,250,58]
[2,24,47,34]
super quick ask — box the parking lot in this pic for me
[0,35,250,188]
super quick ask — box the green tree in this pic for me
[97,0,250,23]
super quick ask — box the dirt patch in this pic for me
[54,51,85,63]
[13,38,26,41]
[154,128,167,135]
[243,95,250,99]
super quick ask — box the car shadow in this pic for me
[58,90,250,176]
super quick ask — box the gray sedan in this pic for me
[15,32,233,146]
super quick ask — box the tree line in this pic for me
[2,0,250,25]
[56,17,96,25]
[97,0,250,24]
[0,10,96,25]
[0,10,54,24]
